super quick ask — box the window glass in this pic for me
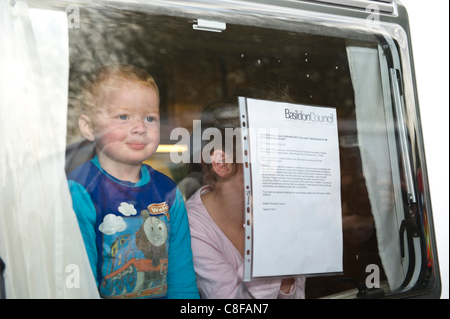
[65,4,435,298]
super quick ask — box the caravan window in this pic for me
[64,2,436,298]
[3,0,436,299]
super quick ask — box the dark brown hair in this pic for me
[199,83,296,189]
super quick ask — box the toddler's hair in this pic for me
[82,64,159,115]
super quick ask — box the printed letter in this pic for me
[66,4,80,29]
[170,127,191,163]
[365,4,380,29]
[365,264,380,289]
[65,264,80,289]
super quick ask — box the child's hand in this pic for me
[280,278,295,294]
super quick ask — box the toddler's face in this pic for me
[92,81,160,168]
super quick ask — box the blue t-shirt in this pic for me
[67,156,199,299]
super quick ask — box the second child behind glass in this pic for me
[186,87,306,298]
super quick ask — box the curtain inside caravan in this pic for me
[0,0,99,298]
[346,44,406,292]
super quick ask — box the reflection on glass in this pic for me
[65,7,430,298]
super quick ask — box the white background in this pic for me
[400,0,449,299]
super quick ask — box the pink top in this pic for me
[186,186,305,299]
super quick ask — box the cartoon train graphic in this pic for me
[100,210,168,299]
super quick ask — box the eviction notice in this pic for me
[244,98,343,278]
